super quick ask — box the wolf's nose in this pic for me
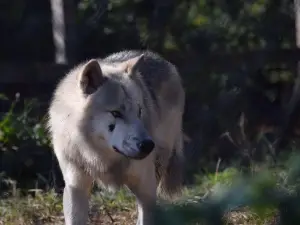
[138,139,155,154]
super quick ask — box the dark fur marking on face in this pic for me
[137,105,142,118]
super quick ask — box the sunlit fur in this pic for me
[47,50,185,225]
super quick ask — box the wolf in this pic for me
[47,50,185,225]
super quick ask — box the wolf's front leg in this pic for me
[63,185,90,225]
[127,162,157,225]
[60,162,93,225]
[135,197,156,225]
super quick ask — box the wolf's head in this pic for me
[77,55,155,160]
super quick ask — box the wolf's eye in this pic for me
[110,110,122,119]
[108,124,115,132]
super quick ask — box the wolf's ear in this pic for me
[78,59,105,95]
[122,54,144,75]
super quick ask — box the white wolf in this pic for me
[47,50,185,225]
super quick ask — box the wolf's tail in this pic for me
[157,132,185,201]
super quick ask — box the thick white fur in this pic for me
[47,50,185,225]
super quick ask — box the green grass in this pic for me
[1,164,286,225]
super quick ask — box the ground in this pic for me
[0,180,279,225]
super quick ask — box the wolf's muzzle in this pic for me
[113,138,155,160]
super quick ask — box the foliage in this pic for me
[0,94,50,148]
[0,0,295,60]
[1,0,300,224]
[0,94,58,192]
[154,153,300,225]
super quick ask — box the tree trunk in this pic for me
[50,0,77,64]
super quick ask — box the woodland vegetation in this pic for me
[1,0,300,224]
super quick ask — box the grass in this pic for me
[0,189,137,225]
[0,164,285,225]
[0,189,277,225]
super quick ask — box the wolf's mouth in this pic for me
[113,146,130,158]
[112,146,148,160]
[113,146,122,154]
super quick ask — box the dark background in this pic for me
[0,0,300,192]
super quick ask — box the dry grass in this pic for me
[0,189,137,225]
[0,158,285,225]
[225,208,278,225]
[0,187,279,225]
